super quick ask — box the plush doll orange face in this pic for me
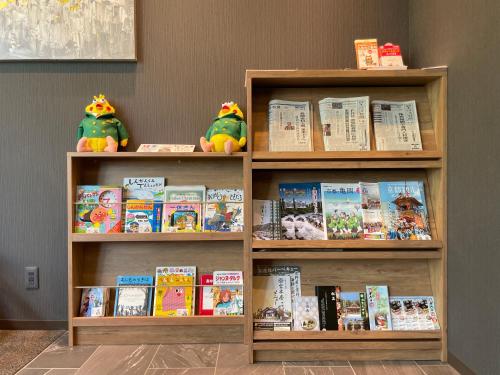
[85,94,115,118]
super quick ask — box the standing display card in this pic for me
[293,296,320,331]
[366,285,393,330]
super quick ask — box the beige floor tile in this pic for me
[332,368,355,375]
[382,361,424,375]
[216,344,249,368]
[26,335,97,369]
[45,370,78,375]
[349,361,385,375]
[75,345,158,375]
[215,344,284,375]
[284,367,335,375]
[418,365,460,375]
[283,362,350,367]
[145,369,215,375]
[15,369,50,375]
[216,365,284,375]
[150,344,219,369]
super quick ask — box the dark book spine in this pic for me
[359,292,370,330]
[315,286,339,330]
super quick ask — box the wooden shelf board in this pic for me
[252,151,443,161]
[71,232,244,242]
[73,315,244,327]
[252,160,442,170]
[252,240,443,249]
[67,152,247,159]
[252,250,441,260]
[253,330,441,341]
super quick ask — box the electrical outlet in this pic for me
[25,266,39,289]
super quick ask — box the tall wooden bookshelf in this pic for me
[67,152,250,345]
[245,69,447,362]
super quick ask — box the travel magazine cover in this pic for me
[389,296,440,330]
[360,182,385,240]
[293,296,320,331]
[339,291,369,331]
[366,285,392,330]
[253,275,293,331]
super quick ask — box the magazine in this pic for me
[359,182,385,240]
[279,183,324,240]
[339,292,369,331]
[255,265,301,310]
[153,266,196,317]
[390,296,440,330]
[252,200,275,240]
[372,100,423,151]
[253,275,293,331]
[318,97,370,151]
[212,271,243,316]
[293,296,320,331]
[114,275,154,317]
[379,181,432,240]
[268,100,313,152]
[204,189,244,232]
[321,183,363,240]
[79,288,109,317]
[366,285,392,330]
[354,39,379,69]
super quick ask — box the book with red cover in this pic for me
[198,274,214,315]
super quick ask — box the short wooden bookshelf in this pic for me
[245,69,447,363]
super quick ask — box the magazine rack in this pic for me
[245,69,447,362]
[67,152,250,345]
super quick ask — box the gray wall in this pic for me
[410,1,500,374]
[0,0,409,322]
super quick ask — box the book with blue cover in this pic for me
[379,181,431,240]
[279,183,324,240]
[114,275,154,317]
[321,183,363,240]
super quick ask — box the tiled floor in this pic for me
[17,333,461,375]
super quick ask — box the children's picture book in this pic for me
[114,275,154,317]
[372,100,422,151]
[153,266,196,317]
[122,177,165,201]
[379,181,432,240]
[255,265,301,310]
[279,183,324,240]
[125,200,162,233]
[204,189,244,232]
[390,296,440,330]
[79,288,109,317]
[252,200,275,240]
[74,186,122,234]
[198,274,214,315]
[366,285,393,331]
[321,183,363,240]
[212,271,244,316]
[293,296,320,331]
[360,182,385,240]
[339,291,369,331]
[354,39,379,69]
[315,286,341,330]
[162,186,205,232]
[253,275,293,331]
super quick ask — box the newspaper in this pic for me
[268,100,313,152]
[318,97,370,151]
[372,100,422,151]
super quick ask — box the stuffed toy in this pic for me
[200,102,247,154]
[76,94,129,152]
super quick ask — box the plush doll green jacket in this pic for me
[77,114,129,150]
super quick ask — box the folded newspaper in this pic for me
[268,100,313,152]
[318,97,370,151]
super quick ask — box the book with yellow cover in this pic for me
[153,274,194,317]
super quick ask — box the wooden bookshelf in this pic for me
[245,69,447,362]
[67,152,249,346]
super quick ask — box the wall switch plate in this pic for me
[25,266,39,289]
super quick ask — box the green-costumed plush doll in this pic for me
[200,102,247,154]
[76,94,129,152]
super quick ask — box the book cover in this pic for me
[125,200,162,233]
[154,266,196,317]
[212,271,244,316]
[79,288,109,317]
[339,292,369,331]
[253,275,292,331]
[354,39,379,69]
[279,183,324,240]
[255,265,301,310]
[204,189,244,232]
[321,183,363,240]
[315,286,341,330]
[379,181,432,240]
[74,186,122,234]
[366,285,393,330]
[198,274,214,316]
[252,200,274,240]
[114,275,154,317]
[360,182,385,240]
[162,203,202,232]
[293,296,320,331]
[164,185,206,203]
[390,296,440,330]
[122,177,165,201]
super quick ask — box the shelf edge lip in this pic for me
[72,316,245,327]
[252,240,443,249]
[71,233,245,242]
[67,151,247,159]
[251,251,441,260]
[253,330,442,340]
[251,151,443,161]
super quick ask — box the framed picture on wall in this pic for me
[0,0,136,61]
